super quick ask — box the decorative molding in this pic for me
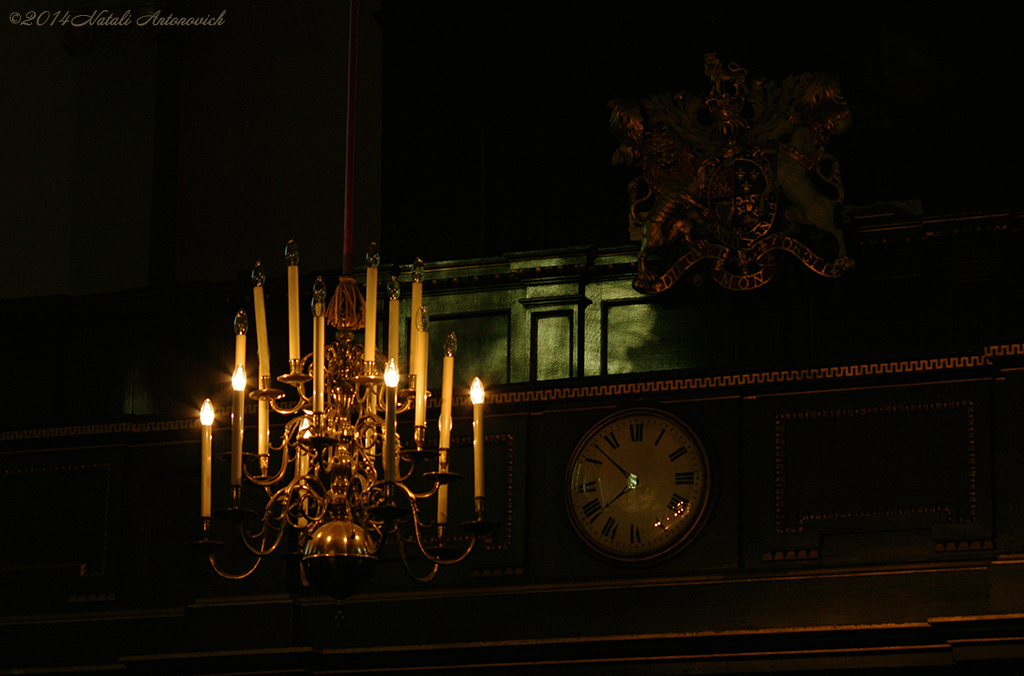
[934,541,994,553]
[774,400,977,533]
[518,294,592,309]
[5,344,1021,441]
[762,549,819,562]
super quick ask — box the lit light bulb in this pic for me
[232,364,246,392]
[200,399,214,426]
[470,377,485,405]
[385,359,399,388]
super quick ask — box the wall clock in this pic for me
[565,408,712,562]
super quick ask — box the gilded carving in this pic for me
[611,54,854,292]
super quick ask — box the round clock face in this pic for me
[565,408,712,562]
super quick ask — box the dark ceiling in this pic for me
[381,2,1022,262]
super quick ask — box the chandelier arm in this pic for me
[243,438,293,486]
[395,459,417,484]
[272,356,313,413]
[237,488,293,557]
[240,511,287,557]
[271,392,311,416]
[397,535,438,583]
[413,515,477,566]
[208,549,262,580]
[394,482,478,566]
[409,480,442,501]
[283,478,328,530]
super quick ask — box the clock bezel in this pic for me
[563,407,714,564]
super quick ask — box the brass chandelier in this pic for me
[193,242,495,600]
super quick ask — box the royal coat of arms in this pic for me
[611,54,854,292]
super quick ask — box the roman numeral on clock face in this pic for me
[669,446,688,461]
[630,524,642,544]
[576,480,597,494]
[629,422,643,442]
[667,493,689,512]
[601,517,618,539]
[675,472,695,485]
[582,498,602,520]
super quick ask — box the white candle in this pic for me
[409,258,424,392]
[414,306,429,428]
[285,240,301,363]
[384,360,399,482]
[439,333,456,449]
[388,274,400,364]
[437,334,456,528]
[200,399,214,518]
[231,364,246,486]
[257,397,269,467]
[312,277,326,414]
[233,309,248,380]
[296,418,311,479]
[364,244,379,366]
[252,262,270,379]
[437,458,448,527]
[471,377,485,501]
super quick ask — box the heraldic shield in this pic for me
[611,54,855,293]
[701,149,777,251]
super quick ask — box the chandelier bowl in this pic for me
[301,518,377,600]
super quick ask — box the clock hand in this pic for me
[604,477,637,509]
[593,471,640,517]
[597,447,632,479]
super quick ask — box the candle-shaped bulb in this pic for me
[416,305,429,332]
[387,272,400,301]
[285,239,299,266]
[312,276,326,317]
[200,398,214,426]
[252,260,265,287]
[444,332,457,357]
[232,363,246,392]
[384,359,399,388]
[234,309,248,335]
[366,242,380,268]
[412,257,424,283]
[471,377,485,405]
